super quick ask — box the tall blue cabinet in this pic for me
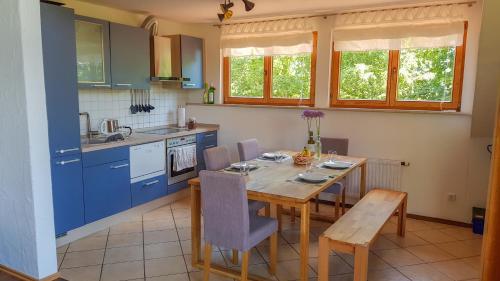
[40,3,85,236]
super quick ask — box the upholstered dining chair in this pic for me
[199,170,278,281]
[237,138,261,161]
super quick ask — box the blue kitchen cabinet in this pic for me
[168,180,188,195]
[110,23,150,90]
[83,147,131,223]
[41,3,85,236]
[180,35,204,89]
[131,174,167,207]
[196,131,218,172]
[75,16,111,88]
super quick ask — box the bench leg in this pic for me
[353,246,369,281]
[334,195,340,220]
[398,196,407,237]
[290,207,296,223]
[318,236,329,281]
[315,195,320,212]
[341,188,346,215]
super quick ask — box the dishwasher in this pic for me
[130,141,166,183]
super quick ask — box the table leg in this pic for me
[191,186,202,267]
[269,204,279,274]
[360,163,367,198]
[398,195,407,237]
[299,203,310,281]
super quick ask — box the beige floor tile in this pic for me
[60,249,105,269]
[413,229,457,244]
[322,273,354,281]
[257,243,300,262]
[337,252,390,272]
[440,227,481,241]
[146,273,190,281]
[274,259,316,281]
[424,221,452,230]
[383,233,430,248]
[145,242,183,259]
[57,253,64,269]
[257,234,289,246]
[172,208,191,219]
[109,221,143,235]
[367,268,411,281]
[280,229,319,244]
[145,229,179,244]
[399,263,453,281]
[460,256,481,271]
[174,217,192,229]
[291,241,330,258]
[183,255,201,272]
[406,245,454,263]
[145,256,187,277]
[221,248,265,266]
[436,239,482,258]
[171,198,191,210]
[430,259,479,280]
[104,245,144,264]
[380,223,399,234]
[57,244,69,254]
[144,210,174,222]
[177,227,204,241]
[68,235,107,252]
[143,219,176,231]
[188,271,233,281]
[308,256,353,275]
[374,248,423,267]
[371,235,400,250]
[107,232,143,248]
[60,265,101,281]
[405,219,434,232]
[90,228,111,237]
[101,260,144,281]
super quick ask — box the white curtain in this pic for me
[221,18,317,57]
[332,3,469,51]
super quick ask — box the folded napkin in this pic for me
[173,144,197,172]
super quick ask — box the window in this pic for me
[331,22,467,111]
[223,32,317,106]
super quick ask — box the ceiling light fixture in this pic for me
[217,0,255,22]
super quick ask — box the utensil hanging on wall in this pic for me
[145,90,150,113]
[130,89,136,114]
[149,90,155,111]
[134,89,139,113]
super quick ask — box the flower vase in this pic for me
[315,135,322,160]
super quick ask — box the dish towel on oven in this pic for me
[173,144,197,171]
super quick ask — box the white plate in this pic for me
[297,173,328,183]
[323,161,352,169]
[262,152,278,159]
[230,163,257,170]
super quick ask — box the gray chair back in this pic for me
[321,138,349,156]
[199,170,250,251]
[203,146,231,171]
[237,139,260,161]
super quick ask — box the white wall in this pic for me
[186,2,490,223]
[0,0,57,278]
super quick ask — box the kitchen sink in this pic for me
[81,133,125,145]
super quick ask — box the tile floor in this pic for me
[57,197,483,281]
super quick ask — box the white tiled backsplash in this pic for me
[78,85,202,135]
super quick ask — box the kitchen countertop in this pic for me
[81,123,219,153]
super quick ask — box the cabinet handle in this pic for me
[56,158,81,166]
[92,84,111,88]
[115,83,132,87]
[110,164,129,169]
[143,180,160,187]
[183,83,196,87]
[205,134,215,137]
[56,147,80,154]
[204,144,216,149]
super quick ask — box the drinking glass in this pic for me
[240,162,249,176]
[328,150,337,163]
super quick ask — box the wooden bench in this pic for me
[318,189,408,281]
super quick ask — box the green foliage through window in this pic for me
[272,55,311,99]
[339,51,389,101]
[230,56,264,98]
[397,47,456,102]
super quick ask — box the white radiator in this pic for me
[345,158,403,198]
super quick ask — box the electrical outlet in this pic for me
[447,193,457,202]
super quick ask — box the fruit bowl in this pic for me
[293,153,314,165]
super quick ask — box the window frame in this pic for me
[330,22,468,111]
[223,32,318,106]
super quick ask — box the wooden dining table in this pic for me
[188,151,367,281]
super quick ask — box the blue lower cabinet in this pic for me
[131,175,167,207]
[51,155,85,236]
[168,180,188,194]
[83,159,131,223]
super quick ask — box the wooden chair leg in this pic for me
[265,204,270,217]
[269,232,278,274]
[397,195,407,237]
[277,204,283,232]
[341,188,346,215]
[334,195,340,220]
[318,236,329,281]
[290,207,296,223]
[203,243,212,281]
[232,249,239,264]
[241,250,250,281]
[353,246,369,281]
[315,195,320,212]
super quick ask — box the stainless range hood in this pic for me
[150,35,188,82]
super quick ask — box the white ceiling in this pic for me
[78,0,446,24]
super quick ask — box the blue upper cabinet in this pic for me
[40,3,81,158]
[75,16,111,89]
[180,35,204,89]
[110,23,150,90]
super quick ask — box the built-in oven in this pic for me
[167,135,197,185]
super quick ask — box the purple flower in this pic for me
[301,110,324,119]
